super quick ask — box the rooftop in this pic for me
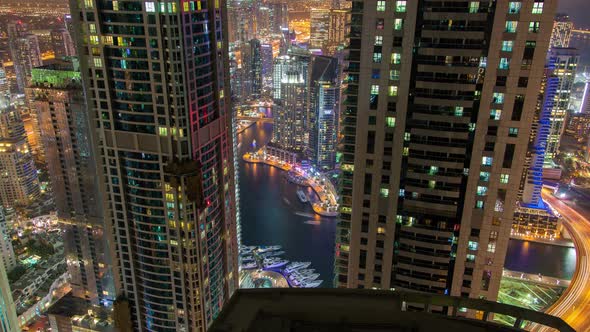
[210,289,574,332]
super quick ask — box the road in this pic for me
[536,188,590,332]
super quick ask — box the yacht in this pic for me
[260,250,285,258]
[240,255,255,262]
[300,280,322,288]
[257,245,282,253]
[240,261,257,269]
[296,189,308,203]
[290,273,320,285]
[263,258,289,269]
[285,261,311,273]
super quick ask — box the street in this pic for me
[536,188,590,332]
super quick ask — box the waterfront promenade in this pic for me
[243,148,338,217]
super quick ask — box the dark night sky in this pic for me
[559,0,589,28]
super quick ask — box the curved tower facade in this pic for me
[69,0,239,330]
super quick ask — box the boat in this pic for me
[285,261,311,273]
[296,189,308,203]
[257,245,282,253]
[290,273,320,285]
[240,255,255,262]
[240,261,257,269]
[300,280,322,288]
[260,250,285,258]
[239,245,256,252]
[294,269,315,275]
[263,258,289,269]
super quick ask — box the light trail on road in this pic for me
[534,189,590,332]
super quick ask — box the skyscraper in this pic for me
[0,100,40,208]
[309,56,339,170]
[336,0,556,310]
[8,22,42,93]
[28,59,108,306]
[51,27,77,59]
[327,9,347,55]
[0,207,16,273]
[273,50,310,152]
[544,47,578,166]
[0,247,18,332]
[0,61,8,101]
[550,14,574,48]
[310,9,331,51]
[69,0,239,330]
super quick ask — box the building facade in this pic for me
[550,14,573,48]
[69,0,239,330]
[336,0,556,310]
[0,249,18,332]
[544,48,578,166]
[310,9,331,51]
[273,51,310,152]
[28,60,109,306]
[7,22,42,93]
[309,56,339,170]
[0,102,40,208]
[50,28,77,59]
[0,208,16,273]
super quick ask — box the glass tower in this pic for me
[69,0,239,330]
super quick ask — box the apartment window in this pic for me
[390,69,400,80]
[377,227,386,235]
[479,171,490,181]
[482,156,493,166]
[518,77,529,87]
[508,2,521,13]
[481,271,492,291]
[399,189,405,197]
[509,127,519,137]
[466,254,476,262]
[532,2,543,14]
[404,132,410,141]
[376,18,385,29]
[369,116,377,125]
[84,0,93,8]
[468,241,479,251]
[394,18,404,30]
[477,186,488,196]
[375,35,383,46]
[372,69,381,79]
[93,58,103,68]
[389,85,398,96]
[501,41,514,52]
[529,21,540,33]
[469,1,479,13]
[395,0,407,12]
[455,106,464,117]
[500,174,510,184]
[373,52,382,63]
[377,0,386,11]
[493,92,504,104]
[380,188,389,197]
[499,58,510,70]
[505,21,518,33]
[391,53,401,64]
[403,147,409,156]
[490,109,502,120]
[386,117,396,127]
[371,85,380,95]
[475,200,484,209]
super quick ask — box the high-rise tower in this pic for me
[336,0,556,310]
[69,0,239,330]
[28,59,109,306]
[0,99,40,207]
[7,22,42,93]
